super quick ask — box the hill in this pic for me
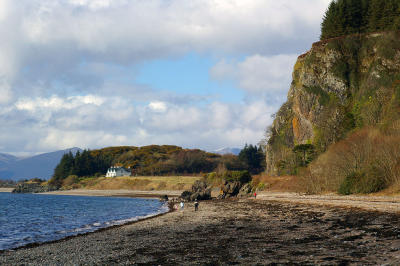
[0,148,82,181]
[265,31,400,194]
[0,153,18,168]
[49,145,251,187]
[213,147,241,155]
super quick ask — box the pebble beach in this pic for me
[1,196,400,265]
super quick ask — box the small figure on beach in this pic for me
[254,192,257,199]
[180,200,184,210]
[194,200,199,211]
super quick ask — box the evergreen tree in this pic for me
[238,144,265,174]
[50,152,74,187]
[321,0,400,40]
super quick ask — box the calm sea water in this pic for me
[0,193,167,251]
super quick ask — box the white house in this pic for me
[106,166,131,177]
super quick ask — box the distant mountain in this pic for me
[0,153,18,169]
[213,147,241,155]
[0,148,82,181]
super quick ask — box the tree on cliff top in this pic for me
[321,0,400,40]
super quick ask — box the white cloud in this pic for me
[0,78,12,104]
[68,0,117,10]
[211,54,298,94]
[15,95,105,111]
[0,0,332,154]
[1,94,277,153]
[148,101,167,113]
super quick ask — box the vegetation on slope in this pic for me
[300,126,400,194]
[266,31,400,178]
[321,0,400,40]
[266,1,400,195]
[49,144,265,188]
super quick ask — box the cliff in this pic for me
[266,31,400,175]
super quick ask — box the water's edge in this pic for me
[0,194,172,253]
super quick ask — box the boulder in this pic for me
[180,190,192,201]
[159,195,169,202]
[192,180,208,193]
[238,183,253,198]
[218,181,253,199]
[180,180,211,201]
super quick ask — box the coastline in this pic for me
[40,189,183,199]
[1,197,400,264]
[1,199,174,254]
[0,188,14,193]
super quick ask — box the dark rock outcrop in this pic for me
[238,183,253,198]
[218,181,253,199]
[159,195,169,202]
[181,180,211,201]
[12,182,58,193]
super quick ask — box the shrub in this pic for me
[338,170,387,195]
[223,170,252,184]
[62,175,79,187]
[204,170,252,185]
[300,127,400,194]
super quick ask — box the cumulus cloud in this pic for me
[148,101,167,113]
[1,94,276,153]
[0,0,332,154]
[15,95,104,111]
[211,54,298,96]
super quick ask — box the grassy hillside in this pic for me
[49,145,254,188]
[64,176,201,191]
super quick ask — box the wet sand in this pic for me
[1,196,400,265]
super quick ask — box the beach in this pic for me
[1,192,400,265]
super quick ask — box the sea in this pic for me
[0,193,168,251]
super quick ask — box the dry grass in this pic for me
[300,126,400,194]
[73,176,201,191]
[251,174,299,192]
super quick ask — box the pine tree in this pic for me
[50,152,75,187]
[321,0,400,40]
[321,1,338,39]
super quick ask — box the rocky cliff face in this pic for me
[266,32,400,175]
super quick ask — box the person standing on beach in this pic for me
[194,200,199,211]
[180,201,184,210]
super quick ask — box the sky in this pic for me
[0,0,331,156]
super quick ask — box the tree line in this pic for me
[321,0,400,40]
[49,145,265,187]
[49,150,112,187]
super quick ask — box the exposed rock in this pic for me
[218,181,253,199]
[180,180,211,201]
[266,32,400,175]
[12,182,58,193]
[238,183,253,198]
[180,191,192,201]
[159,195,169,202]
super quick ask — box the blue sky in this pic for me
[0,0,331,156]
[137,53,244,103]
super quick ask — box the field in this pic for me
[70,175,202,191]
